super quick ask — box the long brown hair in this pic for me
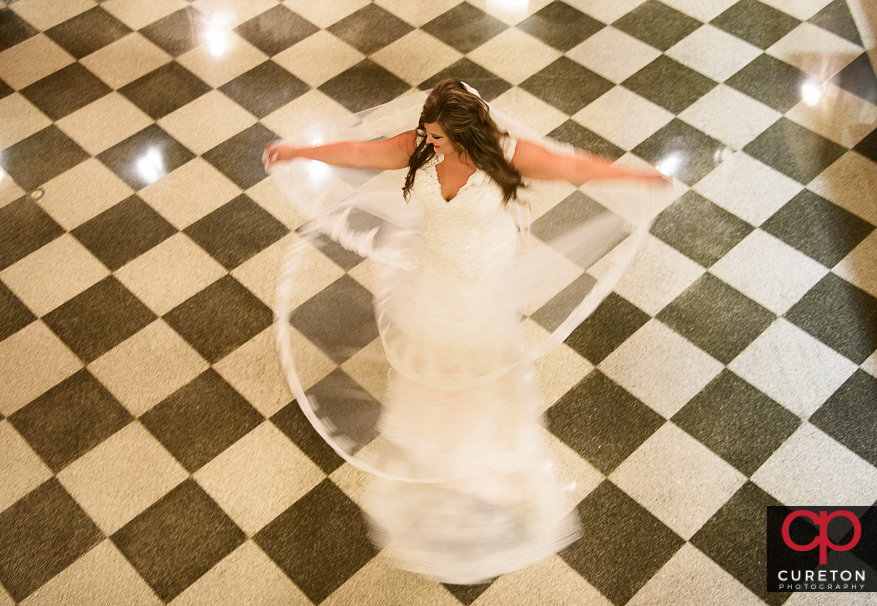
[403,79,523,204]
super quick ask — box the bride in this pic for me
[265,79,666,583]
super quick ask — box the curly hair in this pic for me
[403,79,523,204]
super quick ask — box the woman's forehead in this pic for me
[424,122,447,136]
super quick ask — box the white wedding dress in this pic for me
[270,89,654,583]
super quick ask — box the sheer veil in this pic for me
[269,84,660,480]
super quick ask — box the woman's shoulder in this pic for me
[390,129,418,157]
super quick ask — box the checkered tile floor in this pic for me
[1,0,876,604]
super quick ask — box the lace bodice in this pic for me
[411,139,519,280]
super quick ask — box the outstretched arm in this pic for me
[264,130,418,171]
[512,140,668,185]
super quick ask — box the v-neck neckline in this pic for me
[434,154,477,203]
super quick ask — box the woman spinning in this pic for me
[265,79,665,583]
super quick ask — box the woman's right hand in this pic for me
[262,141,297,171]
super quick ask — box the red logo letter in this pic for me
[781,510,862,565]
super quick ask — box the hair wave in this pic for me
[403,79,523,204]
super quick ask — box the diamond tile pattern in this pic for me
[1,1,876,604]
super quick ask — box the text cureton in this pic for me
[777,570,866,582]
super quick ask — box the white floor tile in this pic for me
[679,84,782,150]
[0,422,53,513]
[88,320,209,416]
[169,541,311,606]
[753,423,877,505]
[694,151,803,226]
[710,229,828,315]
[600,319,724,418]
[194,422,324,535]
[1,234,110,317]
[611,423,746,539]
[728,318,858,418]
[58,422,188,535]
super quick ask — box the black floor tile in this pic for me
[163,275,273,364]
[254,480,378,604]
[632,119,725,185]
[235,5,319,56]
[298,228,365,271]
[0,196,64,271]
[44,6,131,59]
[672,370,800,476]
[183,194,289,270]
[622,55,717,114]
[0,8,38,52]
[141,369,262,472]
[219,61,309,119]
[530,191,629,266]
[808,0,863,46]
[613,0,702,51]
[443,581,493,605]
[0,479,103,602]
[561,480,684,605]
[761,189,874,267]
[562,293,650,364]
[651,190,754,267]
[726,54,808,113]
[289,275,378,364]
[657,274,775,364]
[119,61,211,120]
[517,1,604,52]
[710,0,800,49]
[318,59,411,114]
[72,195,177,271]
[202,122,276,190]
[785,273,877,364]
[547,120,625,160]
[327,4,413,55]
[531,273,598,332]
[0,280,35,340]
[97,124,196,190]
[419,58,512,102]
[421,3,507,54]
[548,371,665,474]
[1,126,90,191]
[10,369,132,472]
[21,63,112,121]
[810,370,877,466]
[304,369,381,452]
[111,479,246,602]
[743,117,846,184]
[831,52,877,105]
[138,7,208,58]
[42,277,157,363]
[271,400,345,475]
[691,481,790,605]
[854,126,877,164]
[520,57,614,115]
[0,78,12,100]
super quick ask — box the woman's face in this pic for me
[424,122,452,153]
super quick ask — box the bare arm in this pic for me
[511,140,668,185]
[264,130,417,171]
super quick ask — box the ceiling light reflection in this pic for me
[656,152,683,177]
[801,80,823,106]
[304,159,331,184]
[203,11,234,57]
[486,0,529,17]
[136,147,165,185]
